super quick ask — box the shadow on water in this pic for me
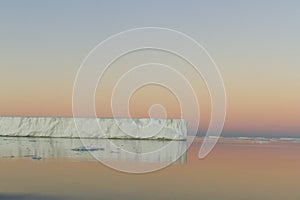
[0,193,65,200]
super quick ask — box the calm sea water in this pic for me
[0,136,300,200]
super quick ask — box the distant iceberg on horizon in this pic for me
[0,116,187,140]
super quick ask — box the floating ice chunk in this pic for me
[71,146,105,152]
[32,155,42,160]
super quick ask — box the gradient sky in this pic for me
[0,1,299,137]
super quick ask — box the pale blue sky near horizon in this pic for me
[0,1,299,137]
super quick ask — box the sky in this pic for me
[0,0,299,137]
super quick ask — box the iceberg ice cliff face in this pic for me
[0,117,187,140]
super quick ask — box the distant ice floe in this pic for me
[224,136,300,144]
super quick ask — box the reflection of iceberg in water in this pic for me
[0,137,187,164]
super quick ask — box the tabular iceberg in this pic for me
[0,117,187,140]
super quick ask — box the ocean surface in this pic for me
[0,136,300,199]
